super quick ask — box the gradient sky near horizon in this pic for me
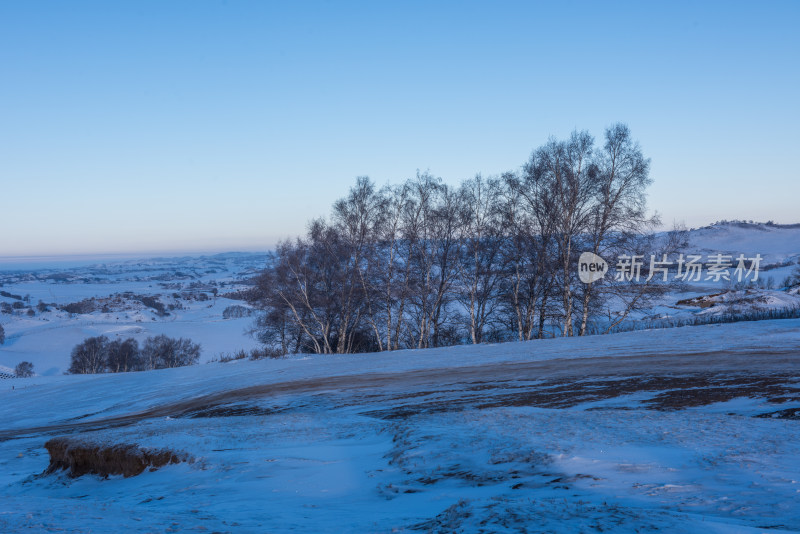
[1,1,798,257]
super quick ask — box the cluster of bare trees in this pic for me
[249,124,684,355]
[67,335,201,374]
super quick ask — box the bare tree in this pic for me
[248,125,664,352]
[498,172,552,340]
[106,338,141,372]
[68,336,109,374]
[403,172,445,348]
[14,361,34,378]
[249,255,312,355]
[577,123,660,335]
[141,335,200,369]
[331,176,384,353]
[427,182,467,347]
[371,182,415,351]
[456,174,504,344]
[523,132,597,336]
[268,236,335,355]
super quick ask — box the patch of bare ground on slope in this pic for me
[3,348,799,440]
[480,372,800,410]
[363,372,800,419]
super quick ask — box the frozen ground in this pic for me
[0,319,799,532]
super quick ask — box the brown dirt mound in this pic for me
[44,437,191,478]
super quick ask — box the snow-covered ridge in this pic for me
[685,222,800,266]
[3,318,799,429]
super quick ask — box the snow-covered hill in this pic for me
[685,222,800,267]
[622,222,800,325]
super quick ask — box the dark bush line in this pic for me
[594,305,800,335]
[222,305,251,319]
[137,295,169,316]
[210,347,283,363]
[61,298,97,315]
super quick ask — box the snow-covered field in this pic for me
[1,319,799,532]
[0,223,799,532]
[0,253,266,375]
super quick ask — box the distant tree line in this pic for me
[67,335,201,374]
[248,124,685,355]
[603,304,800,334]
[222,305,252,319]
[0,300,50,317]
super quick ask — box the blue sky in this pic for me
[1,1,798,256]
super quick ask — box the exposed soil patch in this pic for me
[677,292,726,308]
[755,407,800,420]
[44,437,191,478]
[363,373,800,419]
[180,403,281,418]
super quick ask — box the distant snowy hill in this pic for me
[684,222,800,266]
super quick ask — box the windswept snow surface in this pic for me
[1,319,800,532]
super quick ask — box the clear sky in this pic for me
[1,1,798,256]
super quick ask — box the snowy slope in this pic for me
[625,223,800,323]
[0,319,799,532]
[685,222,800,266]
